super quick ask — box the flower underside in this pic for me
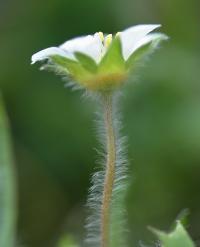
[32,25,168,91]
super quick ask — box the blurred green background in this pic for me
[0,0,200,246]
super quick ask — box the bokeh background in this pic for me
[0,0,200,246]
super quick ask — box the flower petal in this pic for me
[60,34,103,63]
[31,47,74,64]
[126,33,168,69]
[131,33,168,54]
[119,24,161,60]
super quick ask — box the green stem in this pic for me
[101,93,116,247]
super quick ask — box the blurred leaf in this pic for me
[57,234,79,247]
[0,94,17,247]
[150,221,195,247]
[172,209,190,230]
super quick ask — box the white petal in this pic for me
[60,34,103,63]
[119,24,161,60]
[31,47,74,64]
[130,33,168,54]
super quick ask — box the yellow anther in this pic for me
[98,32,104,42]
[105,34,112,47]
[115,32,121,37]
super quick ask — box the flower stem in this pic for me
[101,93,116,247]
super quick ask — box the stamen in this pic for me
[115,32,121,37]
[98,32,104,42]
[105,34,112,47]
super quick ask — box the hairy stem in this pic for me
[101,93,116,247]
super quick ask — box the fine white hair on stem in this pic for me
[85,92,129,247]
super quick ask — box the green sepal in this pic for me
[150,221,195,247]
[98,36,125,74]
[74,52,98,73]
[50,55,94,82]
[51,55,82,74]
[126,33,168,70]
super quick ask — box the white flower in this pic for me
[31,24,167,91]
[32,24,161,64]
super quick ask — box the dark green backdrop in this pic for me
[0,0,200,246]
